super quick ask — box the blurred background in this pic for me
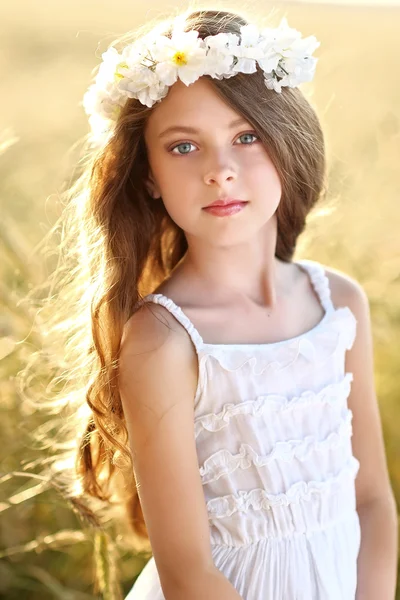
[0,0,399,598]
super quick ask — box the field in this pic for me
[0,0,399,598]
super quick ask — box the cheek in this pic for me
[154,156,195,190]
[251,158,282,195]
[156,175,195,224]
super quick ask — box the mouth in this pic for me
[202,201,248,217]
[203,198,248,208]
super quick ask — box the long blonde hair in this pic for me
[21,6,326,555]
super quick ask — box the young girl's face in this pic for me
[143,77,282,247]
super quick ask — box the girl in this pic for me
[39,6,397,600]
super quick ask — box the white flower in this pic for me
[94,47,124,89]
[264,74,284,93]
[87,113,114,146]
[202,32,238,78]
[136,80,169,108]
[83,82,125,121]
[204,31,240,52]
[82,18,320,143]
[117,64,158,96]
[231,24,265,74]
[256,17,320,91]
[293,34,320,57]
[152,29,208,86]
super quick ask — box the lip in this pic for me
[202,201,248,217]
[204,197,246,208]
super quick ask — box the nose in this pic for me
[203,159,238,187]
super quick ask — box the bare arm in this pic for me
[355,497,398,600]
[334,273,398,599]
[165,567,243,600]
[119,303,243,600]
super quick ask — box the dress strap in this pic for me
[296,259,335,314]
[142,293,204,353]
[142,259,334,350]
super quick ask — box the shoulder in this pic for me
[316,262,372,354]
[121,300,189,353]
[119,301,199,408]
[316,263,372,368]
[321,263,369,316]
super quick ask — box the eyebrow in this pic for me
[158,117,251,139]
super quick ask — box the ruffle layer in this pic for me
[199,409,353,484]
[194,372,353,438]
[199,307,357,374]
[206,456,360,519]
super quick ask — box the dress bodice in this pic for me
[130,259,361,599]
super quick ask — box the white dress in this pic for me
[125,259,361,600]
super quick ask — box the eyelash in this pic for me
[169,132,260,156]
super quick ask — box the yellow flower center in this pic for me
[115,61,129,80]
[112,105,121,119]
[172,51,188,66]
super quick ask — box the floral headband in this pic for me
[82,16,320,146]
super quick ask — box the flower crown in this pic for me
[83,16,320,146]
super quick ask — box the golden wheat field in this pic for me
[0,0,399,598]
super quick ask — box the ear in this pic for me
[145,170,161,199]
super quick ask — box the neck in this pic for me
[171,217,289,310]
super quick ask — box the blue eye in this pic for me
[170,142,195,155]
[169,131,259,156]
[237,133,259,144]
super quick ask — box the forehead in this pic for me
[145,77,246,136]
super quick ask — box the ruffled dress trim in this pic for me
[199,409,354,484]
[199,308,356,374]
[206,456,360,519]
[194,372,354,438]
